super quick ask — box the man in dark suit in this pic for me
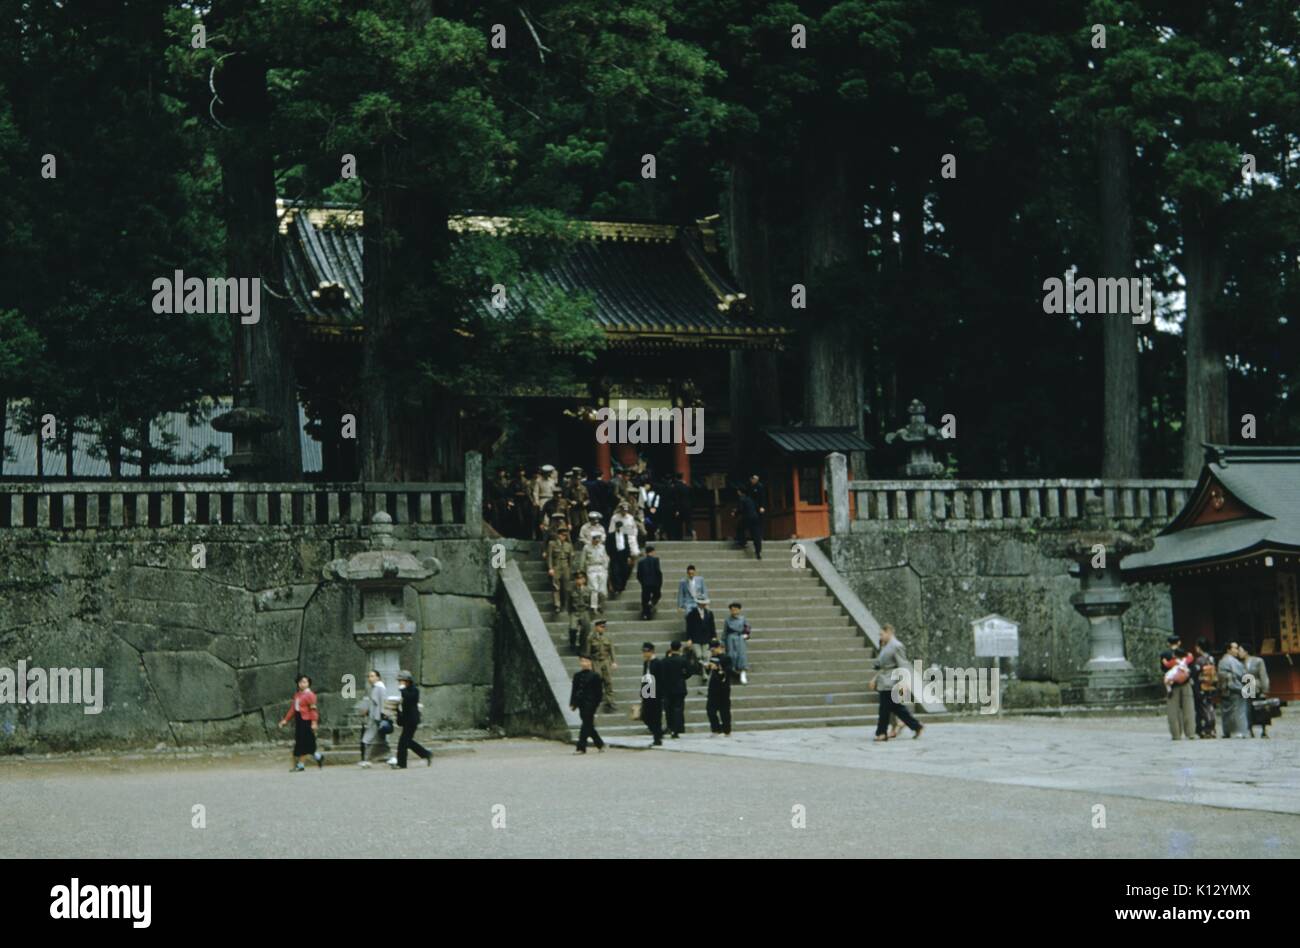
[636,543,664,620]
[640,642,664,747]
[569,655,606,754]
[667,473,691,539]
[393,670,432,768]
[734,488,763,559]
[660,640,691,738]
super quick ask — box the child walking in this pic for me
[279,674,324,771]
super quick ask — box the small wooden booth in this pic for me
[760,427,871,539]
[1123,445,1300,701]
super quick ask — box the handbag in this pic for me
[378,717,394,736]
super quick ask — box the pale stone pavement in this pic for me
[1,715,1295,858]
[626,714,1300,815]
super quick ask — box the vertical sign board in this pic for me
[972,614,1019,658]
[1278,573,1300,654]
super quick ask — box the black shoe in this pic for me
[652,739,663,746]
[574,748,587,754]
[425,753,433,767]
[755,553,762,560]
[315,753,324,769]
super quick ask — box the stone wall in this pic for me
[0,523,505,753]
[822,524,1174,688]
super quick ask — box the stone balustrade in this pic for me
[834,471,1194,532]
[0,453,484,537]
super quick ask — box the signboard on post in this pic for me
[972,614,1019,658]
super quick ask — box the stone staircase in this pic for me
[517,539,879,739]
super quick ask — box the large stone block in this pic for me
[141,651,240,721]
[171,710,268,747]
[422,626,494,686]
[254,610,303,665]
[974,536,1036,576]
[6,630,170,752]
[113,621,215,654]
[209,635,257,669]
[846,565,922,644]
[418,592,495,631]
[420,683,491,729]
[299,582,366,699]
[404,539,497,597]
[238,660,300,712]
[253,583,320,612]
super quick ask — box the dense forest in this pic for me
[1,0,1297,480]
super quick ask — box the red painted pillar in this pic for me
[672,435,691,484]
[594,437,611,480]
[614,442,638,469]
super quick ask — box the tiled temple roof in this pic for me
[278,202,790,350]
[1124,445,1300,577]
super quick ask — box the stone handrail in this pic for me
[0,452,484,536]
[823,455,1194,533]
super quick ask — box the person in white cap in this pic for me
[576,530,610,610]
[532,465,559,537]
[578,510,604,546]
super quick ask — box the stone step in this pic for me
[554,662,879,685]
[591,712,881,737]
[540,615,856,631]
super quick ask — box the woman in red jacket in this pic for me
[279,674,324,771]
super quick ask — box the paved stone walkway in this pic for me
[1,717,1294,857]
[623,715,1300,814]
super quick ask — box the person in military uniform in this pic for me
[577,529,610,611]
[569,570,595,654]
[564,468,589,533]
[588,618,618,712]
[546,522,576,619]
[488,467,513,537]
[542,511,568,550]
[614,469,640,515]
[510,467,532,539]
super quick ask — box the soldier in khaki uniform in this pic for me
[565,469,590,533]
[546,523,576,619]
[569,570,595,653]
[587,618,618,712]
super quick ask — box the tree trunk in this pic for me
[801,139,864,436]
[726,155,783,473]
[1181,207,1229,478]
[359,153,454,482]
[1098,123,1140,478]
[211,30,302,482]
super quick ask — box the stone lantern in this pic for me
[323,512,441,751]
[884,399,946,478]
[211,382,281,480]
[1042,497,1161,705]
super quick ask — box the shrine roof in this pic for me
[1124,445,1300,577]
[763,427,873,456]
[278,202,790,350]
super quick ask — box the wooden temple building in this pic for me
[278,202,793,497]
[1124,445,1300,701]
